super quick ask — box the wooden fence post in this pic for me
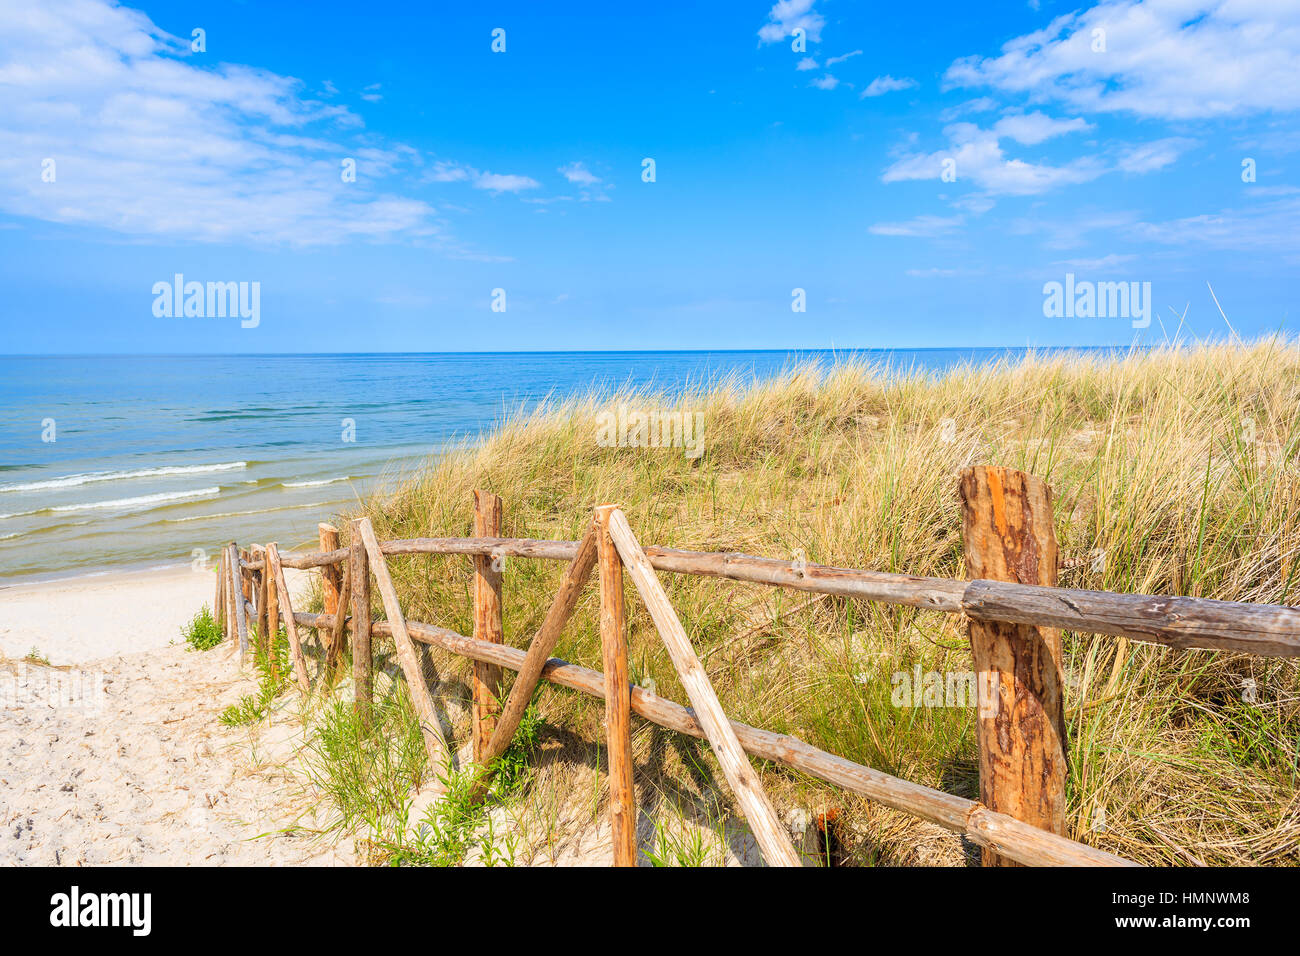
[265,543,280,680]
[606,508,801,868]
[214,548,227,633]
[266,543,312,693]
[239,547,251,604]
[250,545,268,652]
[958,465,1068,866]
[349,518,373,722]
[328,554,351,679]
[476,522,599,768]
[227,542,248,659]
[319,524,343,666]
[357,518,449,767]
[471,491,504,763]
[596,505,636,867]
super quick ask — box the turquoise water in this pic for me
[0,349,1121,580]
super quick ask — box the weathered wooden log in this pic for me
[357,517,448,766]
[471,491,504,762]
[374,537,964,610]
[244,546,256,641]
[227,543,248,659]
[214,548,227,633]
[327,552,351,675]
[277,548,343,570]
[478,523,599,766]
[963,581,1300,656]
[238,547,252,619]
[381,537,575,562]
[266,539,1300,656]
[349,520,372,721]
[607,508,801,868]
[300,611,1133,867]
[319,524,343,662]
[960,466,1067,866]
[596,505,636,866]
[266,542,311,693]
[250,544,269,654]
[265,543,280,680]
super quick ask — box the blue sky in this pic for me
[1,0,1297,353]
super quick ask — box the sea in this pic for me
[0,349,1121,582]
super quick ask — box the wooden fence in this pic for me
[212,465,1300,867]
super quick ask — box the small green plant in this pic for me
[303,689,542,865]
[642,815,715,867]
[23,647,50,666]
[489,701,542,797]
[219,627,291,726]
[181,605,224,651]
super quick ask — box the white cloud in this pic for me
[945,1,1300,120]
[1132,196,1300,254]
[905,266,983,277]
[882,121,1102,196]
[555,161,611,201]
[1052,254,1137,270]
[558,161,601,186]
[795,57,819,71]
[474,172,540,193]
[426,160,540,193]
[810,74,840,91]
[861,75,918,98]
[428,161,471,182]
[0,0,437,245]
[758,0,824,45]
[826,50,862,67]
[1117,137,1195,173]
[869,215,965,237]
[938,96,998,120]
[360,83,382,103]
[992,111,1091,145]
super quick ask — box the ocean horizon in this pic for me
[1,346,1132,582]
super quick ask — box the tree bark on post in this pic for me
[471,490,504,762]
[228,543,248,660]
[349,518,373,723]
[319,523,344,668]
[596,505,636,867]
[265,543,280,680]
[251,545,269,654]
[214,548,227,634]
[239,548,251,606]
[958,465,1068,866]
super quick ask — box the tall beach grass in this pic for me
[303,340,1300,864]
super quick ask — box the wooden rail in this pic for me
[259,541,1300,657]
[214,466,1300,868]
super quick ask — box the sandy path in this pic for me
[0,565,355,866]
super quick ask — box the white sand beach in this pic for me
[0,566,217,665]
[0,564,353,866]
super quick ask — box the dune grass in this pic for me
[318,339,1300,865]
